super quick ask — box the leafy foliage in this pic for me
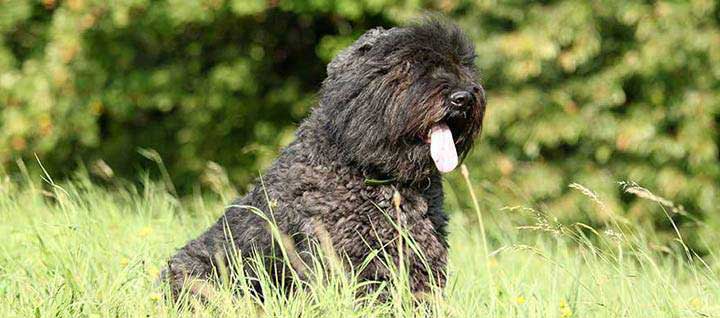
[454,0,719,250]
[1,1,718,247]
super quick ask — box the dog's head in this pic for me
[318,19,486,182]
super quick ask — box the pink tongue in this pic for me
[430,123,458,173]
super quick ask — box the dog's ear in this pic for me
[326,27,390,77]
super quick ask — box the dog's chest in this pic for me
[275,162,445,262]
[317,181,443,261]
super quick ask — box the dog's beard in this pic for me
[390,94,481,176]
[391,88,465,175]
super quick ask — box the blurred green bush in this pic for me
[1,1,718,246]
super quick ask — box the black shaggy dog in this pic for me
[164,19,486,300]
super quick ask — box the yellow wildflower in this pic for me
[514,296,526,305]
[119,257,129,267]
[147,265,160,278]
[149,292,162,302]
[560,298,573,318]
[690,297,702,310]
[138,226,152,238]
[488,257,498,268]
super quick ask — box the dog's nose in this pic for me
[450,90,472,108]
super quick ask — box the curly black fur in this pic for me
[164,18,486,300]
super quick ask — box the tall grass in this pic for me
[0,167,718,317]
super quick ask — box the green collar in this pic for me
[364,177,396,186]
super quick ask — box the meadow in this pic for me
[1,164,717,318]
[2,2,718,317]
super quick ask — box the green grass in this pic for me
[0,169,718,317]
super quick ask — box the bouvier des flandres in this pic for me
[164,19,486,300]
